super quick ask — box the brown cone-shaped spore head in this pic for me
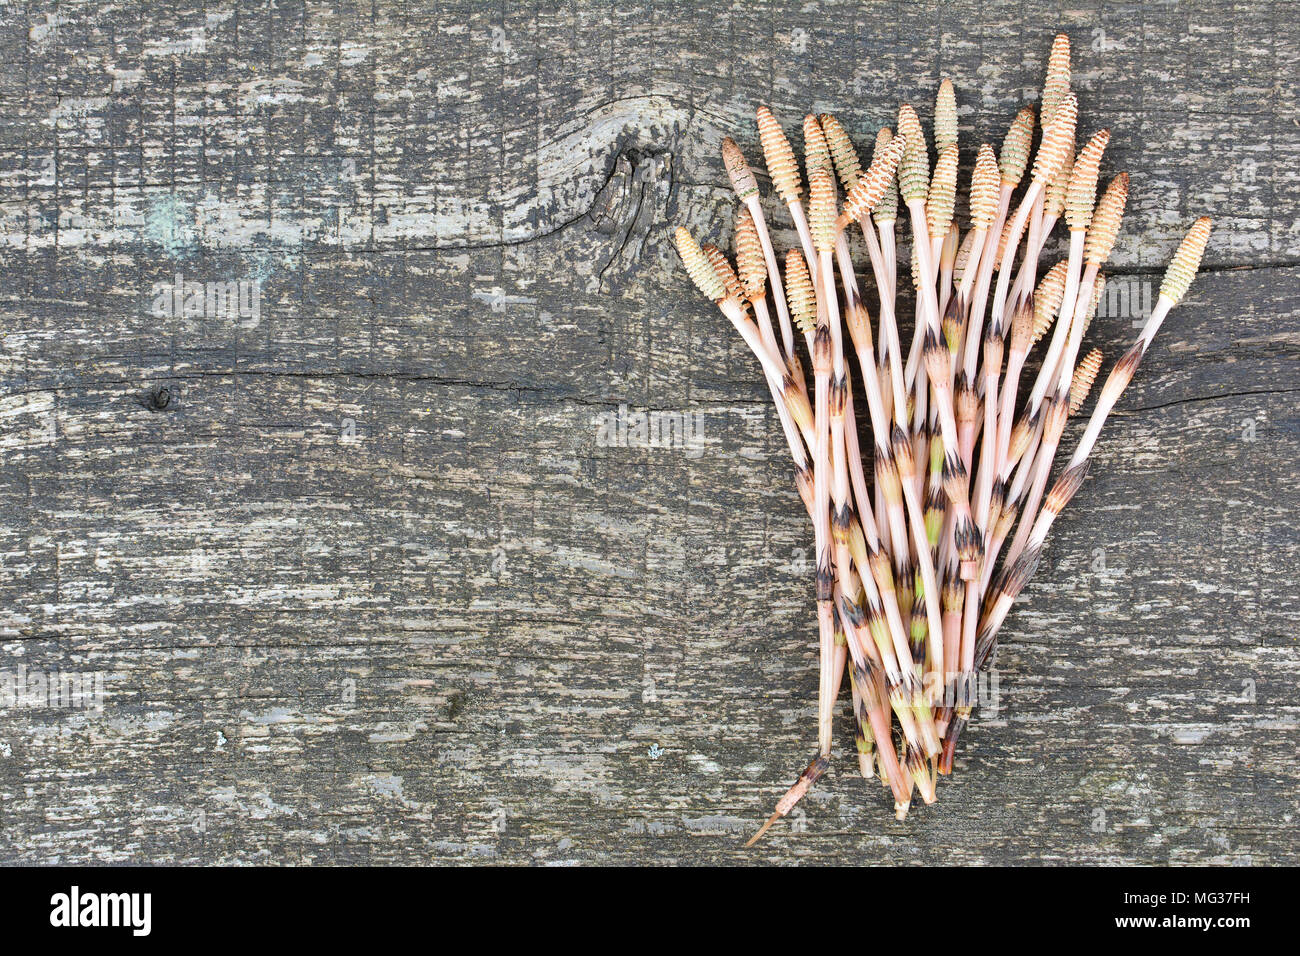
[1066,129,1110,231]
[819,113,863,192]
[804,113,832,179]
[784,249,816,336]
[1033,259,1069,345]
[1044,140,1074,220]
[702,243,745,303]
[721,136,760,201]
[1159,216,1213,305]
[970,143,1001,229]
[927,143,959,240]
[1084,172,1130,266]
[734,206,766,300]
[757,105,801,204]
[808,166,838,254]
[897,104,930,202]
[842,135,906,223]
[1031,92,1077,186]
[935,78,958,152]
[999,106,1036,185]
[1041,33,1072,129]
[870,127,900,223]
[675,227,726,302]
[1069,348,1103,414]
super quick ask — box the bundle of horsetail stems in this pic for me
[671,34,1212,843]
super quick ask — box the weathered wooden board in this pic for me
[0,0,1296,865]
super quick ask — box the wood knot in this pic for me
[143,385,172,412]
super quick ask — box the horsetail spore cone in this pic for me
[721,136,760,201]
[676,227,727,302]
[820,113,862,192]
[757,106,802,203]
[841,136,907,225]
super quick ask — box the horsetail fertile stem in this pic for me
[976,219,1211,670]
[723,136,796,360]
[758,106,820,275]
[670,33,1212,835]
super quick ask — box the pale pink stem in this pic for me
[744,196,796,361]
[961,185,1014,381]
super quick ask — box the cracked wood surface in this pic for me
[0,1,1297,865]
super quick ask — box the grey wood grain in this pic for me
[0,0,1296,865]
